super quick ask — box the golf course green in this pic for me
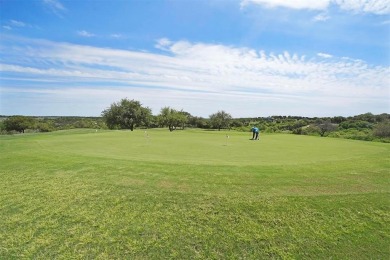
[1,129,389,258]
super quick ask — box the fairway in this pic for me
[1,129,389,258]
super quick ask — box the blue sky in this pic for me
[0,0,389,117]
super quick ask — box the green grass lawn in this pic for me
[1,129,389,259]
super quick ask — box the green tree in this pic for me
[3,116,35,133]
[101,99,152,131]
[158,107,175,131]
[188,116,208,128]
[158,107,189,131]
[355,113,376,123]
[209,110,232,131]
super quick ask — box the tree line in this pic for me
[0,116,106,133]
[1,98,389,142]
[100,98,233,132]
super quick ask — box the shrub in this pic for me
[373,122,390,138]
[339,120,373,130]
[300,125,321,136]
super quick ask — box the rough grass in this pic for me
[1,129,389,259]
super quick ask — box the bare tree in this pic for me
[317,120,337,137]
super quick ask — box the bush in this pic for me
[339,120,373,130]
[327,129,374,141]
[36,122,54,132]
[373,122,390,138]
[232,126,251,132]
[299,125,321,136]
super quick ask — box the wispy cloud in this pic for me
[241,0,330,10]
[380,20,390,25]
[317,52,333,58]
[2,20,32,30]
[9,20,27,27]
[155,38,173,51]
[42,0,66,17]
[242,0,390,15]
[334,0,390,15]
[110,34,125,39]
[313,12,330,22]
[77,30,95,37]
[0,36,388,116]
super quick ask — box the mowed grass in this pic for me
[0,129,389,259]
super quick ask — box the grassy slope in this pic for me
[1,129,389,259]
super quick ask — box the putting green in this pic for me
[20,128,388,166]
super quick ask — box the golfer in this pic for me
[251,126,260,140]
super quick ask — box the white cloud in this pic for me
[10,20,26,27]
[42,0,66,16]
[241,0,390,14]
[77,30,95,37]
[155,38,173,51]
[381,20,390,25]
[313,13,330,22]
[43,0,66,11]
[110,34,125,39]
[2,20,33,30]
[241,0,330,10]
[0,36,389,117]
[317,52,333,58]
[334,0,390,15]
